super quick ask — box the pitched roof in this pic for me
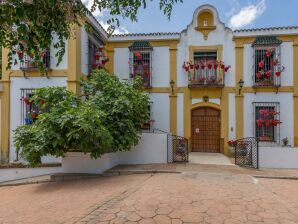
[234,26,298,33]
[112,32,180,38]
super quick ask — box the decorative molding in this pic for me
[195,26,216,40]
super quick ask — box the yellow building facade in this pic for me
[1,5,298,162]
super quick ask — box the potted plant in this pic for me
[282,137,289,147]
[227,140,236,156]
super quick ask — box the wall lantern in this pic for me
[170,80,175,95]
[238,79,244,95]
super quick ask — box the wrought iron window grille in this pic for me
[20,50,51,78]
[188,51,226,88]
[252,36,282,91]
[141,102,153,132]
[87,35,105,75]
[129,41,153,88]
[21,88,49,126]
[252,102,280,145]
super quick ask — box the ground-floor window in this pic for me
[20,88,48,125]
[253,102,280,143]
[141,102,153,132]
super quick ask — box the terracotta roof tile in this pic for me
[234,26,298,33]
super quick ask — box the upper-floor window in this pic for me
[193,51,217,83]
[88,31,105,75]
[252,36,282,87]
[20,50,51,71]
[129,41,153,88]
[253,102,281,143]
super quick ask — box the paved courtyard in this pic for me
[1,170,298,224]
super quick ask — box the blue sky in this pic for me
[83,0,298,34]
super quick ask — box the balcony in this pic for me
[187,68,227,88]
[20,50,51,71]
[183,60,229,88]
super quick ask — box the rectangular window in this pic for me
[20,50,51,70]
[141,102,153,132]
[88,35,105,75]
[253,46,281,87]
[21,89,48,125]
[253,102,280,143]
[129,41,153,88]
[193,51,218,84]
[130,50,152,88]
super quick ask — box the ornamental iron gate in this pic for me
[235,137,259,169]
[167,134,189,163]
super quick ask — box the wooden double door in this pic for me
[191,107,221,153]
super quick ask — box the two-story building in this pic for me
[1,4,298,163]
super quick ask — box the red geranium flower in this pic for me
[256,72,262,79]
[275,71,281,77]
[258,61,264,68]
[265,50,272,57]
[194,64,199,70]
[17,51,24,59]
[265,70,272,77]
[224,66,231,73]
[207,64,212,70]
[256,119,264,127]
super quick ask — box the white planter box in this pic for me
[62,133,168,174]
[259,146,298,168]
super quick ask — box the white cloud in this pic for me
[82,0,129,34]
[229,0,266,30]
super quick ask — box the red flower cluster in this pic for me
[92,47,108,70]
[227,140,236,147]
[182,60,231,73]
[256,51,285,79]
[256,109,281,127]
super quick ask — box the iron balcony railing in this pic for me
[188,67,225,88]
[20,50,51,71]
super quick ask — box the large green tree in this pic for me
[0,0,182,70]
[13,69,150,166]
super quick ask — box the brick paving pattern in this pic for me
[1,171,298,223]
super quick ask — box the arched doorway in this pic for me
[191,107,221,152]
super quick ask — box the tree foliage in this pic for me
[13,69,150,166]
[0,0,182,71]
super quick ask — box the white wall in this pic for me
[152,47,170,87]
[0,167,62,183]
[228,93,236,140]
[177,93,184,137]
[62,133,168,174]
[81,27,89,75]
[280,42,293,86]
[244,93,294,146]
[9,77,67,162]
[114,48,130,80]
[150,93,170,133]
[259,147,298,168]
